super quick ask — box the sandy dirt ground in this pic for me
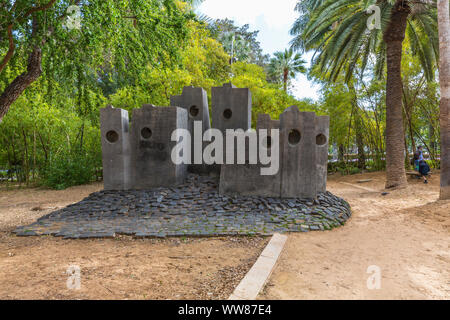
[1,172,449,300]
[0,183,268,300]
[260,171,450,300]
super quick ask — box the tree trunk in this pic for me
[383,1,409,189]
[0,1,70,123]
[438,0,450,200]
[355,114,366,169]
[429,123,437,161]
[0,46,42,123]
[283,69,288,92]
[349,82,365,169]
[338,144,345,162]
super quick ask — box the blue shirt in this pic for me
[418,151,424,161]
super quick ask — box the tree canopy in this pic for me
[0,2,316,188]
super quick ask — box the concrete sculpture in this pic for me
[170,86,211,174]
[100,84,330,199]
[101,104,187,190]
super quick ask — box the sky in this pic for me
[198,0,321,101]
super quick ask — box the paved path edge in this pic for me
[229,233,288,300]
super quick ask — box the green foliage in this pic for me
[268,48,307,91]
[328,162,362,175]
[1,10,313,190]
[41,150,98,190]
[231,62,317,125]
[208,19,269,66]
[298,0,438,83]
[1,0,445,191]
[365,159,386,172]
[108,21,231,111]
[0,87,102,187]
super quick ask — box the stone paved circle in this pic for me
[14,175,351,239]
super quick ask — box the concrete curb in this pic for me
[339,182,378,193]
[229,233,288,300]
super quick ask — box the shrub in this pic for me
[328,161,362,175]
[41,151,97,190]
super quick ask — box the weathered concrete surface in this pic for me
[130,105,188,189]
[211,83,252,134]
[170,86,211,174]
[219,140,259,196]
[100,105,131,190]
[280,107,317,199]
[315,115,330,193]
[211,83,252,173]
[99,87,330,198]
[220,114,281,197]
[255,114,282,196]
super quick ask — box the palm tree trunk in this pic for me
[383,1,410,188]
[283,69,288,92]
[438,0,450,200]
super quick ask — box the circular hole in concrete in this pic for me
[223,109,232,120]
[288,129,301,146]
[189,105,199,118]
[263,136,272,149]
[316,134,327,146]
[106,130,119,143]
[141,127,152,140]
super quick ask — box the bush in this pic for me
[428,159,440,170]
[365,159,386,172]
[328,161,362,175]
[337,165,362,176]
[0,169,7,180]
[41,151,97,190]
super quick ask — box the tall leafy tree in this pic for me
[268,48,306,92]
[437,0,450,199]
[208,19,269,66]
[296,0,439,188]
[0,0,192,123]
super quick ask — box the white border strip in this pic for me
[339,182,377,193]
[229,233,288,300]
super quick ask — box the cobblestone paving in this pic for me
[14,175,351,239]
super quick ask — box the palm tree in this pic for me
[438,0,450,200]
[219,32,252,63]
[295,0,439,189]
[268,49,307,92]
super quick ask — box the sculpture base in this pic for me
[14,175,351,239]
